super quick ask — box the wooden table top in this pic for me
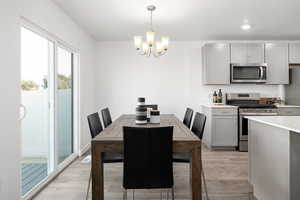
[92,114,200,142]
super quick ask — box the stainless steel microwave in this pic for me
[231,63,267,83]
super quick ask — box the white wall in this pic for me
[96,41,279,119]
[20,0,98,153]
[0,0,20,199]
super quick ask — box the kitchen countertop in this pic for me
[201,104,238,108]
[276,104,300,108]
[245,116,300,133]
[202,104,300,109]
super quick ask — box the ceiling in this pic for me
[53,0,300,41]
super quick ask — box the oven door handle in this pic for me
[260,66,264,80]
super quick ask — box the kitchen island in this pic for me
[246,116,300,200]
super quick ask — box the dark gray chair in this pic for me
[173,112,209,200]
[86,112,123,200]
[123,126,174,200]
[101,107,112,128]
[183,108,193,128]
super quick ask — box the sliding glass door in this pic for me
[57,46,73,164]
[21,27,52,195]
[20,26,77,197]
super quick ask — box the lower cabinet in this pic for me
[212,116,238,147]
[202,106,238,150]
[278,107,300,116]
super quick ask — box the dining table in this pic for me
[92,114,202,200]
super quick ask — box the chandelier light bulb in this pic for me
[161,37,169,50]
[146,31,155,46]
[142,42,149,53]
[134,36,142,49]
[156,42,163,53]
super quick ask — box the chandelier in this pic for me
[133,5,169,57]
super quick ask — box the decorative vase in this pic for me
[136,97,147,124]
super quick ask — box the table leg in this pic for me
[92,144,104,200]
[191,144,202,200]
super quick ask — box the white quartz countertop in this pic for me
[276,104,300,108]
[202,104,300,109]
[245,116,300,133]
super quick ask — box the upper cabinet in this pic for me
[202,43,230,85]
[202,42,291,85]
[265,43,289,84]
[289,43,300,64]
[230,43,264,63]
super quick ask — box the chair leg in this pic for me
[132,189,135,200]
[167,189,169,200]
[171,187,175,200]
[86,170,92,200]
[160,189,163,200]
[123,189,127,200]
[189,162,192,186]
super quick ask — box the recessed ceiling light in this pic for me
[241,23,252,31]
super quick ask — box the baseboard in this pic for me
[79,143,91,156]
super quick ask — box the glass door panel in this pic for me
[57,46,73,164]
[20,27,52,195]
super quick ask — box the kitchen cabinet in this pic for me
[289,43,300,64]
[202,105,238,150]
[277,106,300,116]
[230,43,247,63]
[265,43,289,84]
[230,43,264,63]
[202,43,230,85]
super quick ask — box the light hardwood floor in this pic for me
[34,147,255,200]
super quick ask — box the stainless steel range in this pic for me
[226,93,278,151]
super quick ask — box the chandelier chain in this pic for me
[150,10,153,31]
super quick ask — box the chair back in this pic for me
[183,108,194,128]
[123,126,174,189]
[191,112,207,140]
[101,107,112,128]
[87,112,103,138]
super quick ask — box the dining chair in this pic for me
[101,107,112,128]
[183,108,194,128]
[123,126,174,200]
[86,112,123,200]
[173,112,209,200]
